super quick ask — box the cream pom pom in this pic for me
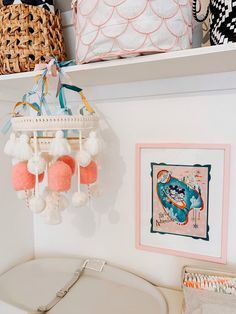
[17,190,32,200]
[72,191,88,207]
[76,150,91,167]
[43,206,62,225]
[27,156,46,175]
[44,191,69,212]
[59,195,69,211]
[49,130,71,157]
[90,184,102,198]
[84,131,100,156]
[29,196,46,213]
[14,134,33,160]
[4,133,16,156]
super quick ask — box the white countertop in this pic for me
[0,287,184,314]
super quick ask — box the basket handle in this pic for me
[58,83,94,115]
[193,0,210,22]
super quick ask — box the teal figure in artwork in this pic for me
[157,170,204,225]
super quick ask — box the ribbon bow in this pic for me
[34,58,75,77]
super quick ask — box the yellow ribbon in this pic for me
[79,91,94,113]
[13,101,41,115]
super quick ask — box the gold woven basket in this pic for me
[0,4,66,74]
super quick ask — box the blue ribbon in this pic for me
[1,59,77,134]
[1,119,12,134]
[1,104,29,134]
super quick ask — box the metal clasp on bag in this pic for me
[84,259,106,272]
[37,305,48,313]
[56,289,68,298]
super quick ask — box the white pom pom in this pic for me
[44,191,69,212]
[4,133,16,156]
[29,196,46,213]
[90,184,102,198]
[76,150,91,167]
[44,191,54,205]
[49,131,71,157]
[59,195,69,211]
[43,207,62,225]
[52,194,69,211]
[72,191,88,207]
[14,134,33,160]
[56,130,64,138]
[84,131,100,156]
[17,190,32,200]
[27,156,46,175]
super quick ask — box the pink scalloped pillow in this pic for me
[73,0,193,64]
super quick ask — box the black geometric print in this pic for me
[210,0,236,44]
[3,0,54,12]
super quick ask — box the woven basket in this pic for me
[0,4,66,74]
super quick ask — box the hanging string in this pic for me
[33,131,39,198]
[78,130,82,194]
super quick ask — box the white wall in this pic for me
[0,103,34,275]
[33,72,236,289]
[0,0,232,293]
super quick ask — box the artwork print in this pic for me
[151,163,211,240]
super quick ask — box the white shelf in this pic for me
[0,44,236,90]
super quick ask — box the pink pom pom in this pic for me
[80,161,97,185]
[58,155,76,175]
[12,161,45,191]
[48,161,72,192]
[12,161,35,191]
[38,172,45,183]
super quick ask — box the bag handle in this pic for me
[37,260,88,314]
[193,0,210,22]
[58,83,94,115]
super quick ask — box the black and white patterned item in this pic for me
[193,0,236,45]
[3,0,54,12]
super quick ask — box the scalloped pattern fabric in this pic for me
[73,0,193,64]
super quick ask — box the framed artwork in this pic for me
[136,143,230,263]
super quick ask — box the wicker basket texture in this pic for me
[0,4,66,74]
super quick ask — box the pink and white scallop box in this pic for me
[73,0,193,64]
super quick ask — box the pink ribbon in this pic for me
[34,59,58,77]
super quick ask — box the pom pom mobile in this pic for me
[3,58,101,225]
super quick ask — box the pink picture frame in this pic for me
[136,143,230,263]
